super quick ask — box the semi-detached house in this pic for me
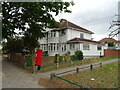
[38,19,105,57]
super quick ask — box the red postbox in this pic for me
[35,49,42,70]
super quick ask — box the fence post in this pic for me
[32,65,36,74]
[90,64,93,70]
[50,73,55,80]
[76,67,79,74]
[56,63,59,69]
[100,62,102,67]
[70,61,73,65]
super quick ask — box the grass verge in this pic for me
[38,62,119,88]
[39,56,119,72]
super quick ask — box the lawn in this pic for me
[39,56,119,72]
[39,62,119,88]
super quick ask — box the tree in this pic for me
[2,2,74,54]
[2,38,24,54]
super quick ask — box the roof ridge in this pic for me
[60,19,94,34]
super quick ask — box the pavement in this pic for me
[1,56,119,88]
[32,58,119,79]
[2,58,44,88]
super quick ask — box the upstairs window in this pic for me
[60,30,66,36]
[80,33,84,39]
[83,44,90,50]
[53,32,56,37]
[51,32,53,38]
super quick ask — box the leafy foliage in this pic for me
[71,50,83,61]
[2,38,24,53]
[71,55,77,61]
[2,2,74,53]
[107,42,115,47]
[75,50,84,60]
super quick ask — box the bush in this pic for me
[75,50,83,60]
[42,53,49,56]
[59,56,63,63]
[71,55,77,61]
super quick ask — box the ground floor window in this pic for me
[97,45,102,50]
[83,44,90,50]
[70,44,75,49]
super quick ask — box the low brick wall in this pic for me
[104,49,120,57]
[10,53,26,66]
[41,56,55,65]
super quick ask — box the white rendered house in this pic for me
[38,19,105,57]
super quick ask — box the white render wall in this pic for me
[82,43,104,57]
[67,29,92,41]
[38,28,106,57]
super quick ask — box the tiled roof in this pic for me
[98,38,117,43]
[67,38,100,44]
[117,40,120,43]
[59,19,94,34]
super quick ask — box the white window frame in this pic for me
[97,45,102,50]
[80,33,84,39]
[83,44,90,50]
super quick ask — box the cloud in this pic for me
[54,0,120,41]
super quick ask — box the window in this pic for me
[48,45,50,51]
[54,32,56,37]
[53,43,56,51]
[83,44,90,50]
[80,33,84,39]
[73,44,75,49]
[64,45,66,51]
[60,30,66,36]
[51,32,53,37]
[70,44,75,49]
[97,46,102,50]
[70,44,72,49]
[62,47,64,51]
[44,44,45,50]
[50,43,53,51]
[57,44,59,51]
[48,32,50,38]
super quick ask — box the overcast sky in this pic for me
[53,0,120,41]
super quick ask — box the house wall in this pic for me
[82,43,104,57]
[48,31,59,43]
[38,38,47,44]
[68,43,105,57]
[67,29,92,40]
[59,30,68,43]
[104,49,120,57]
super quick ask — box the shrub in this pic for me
[59,56,63,63]
[75,50,83,60]
[42,53,49,56]
[71,55,77,61]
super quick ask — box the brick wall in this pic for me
[104,49,120,57]
[10,53,26,66]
